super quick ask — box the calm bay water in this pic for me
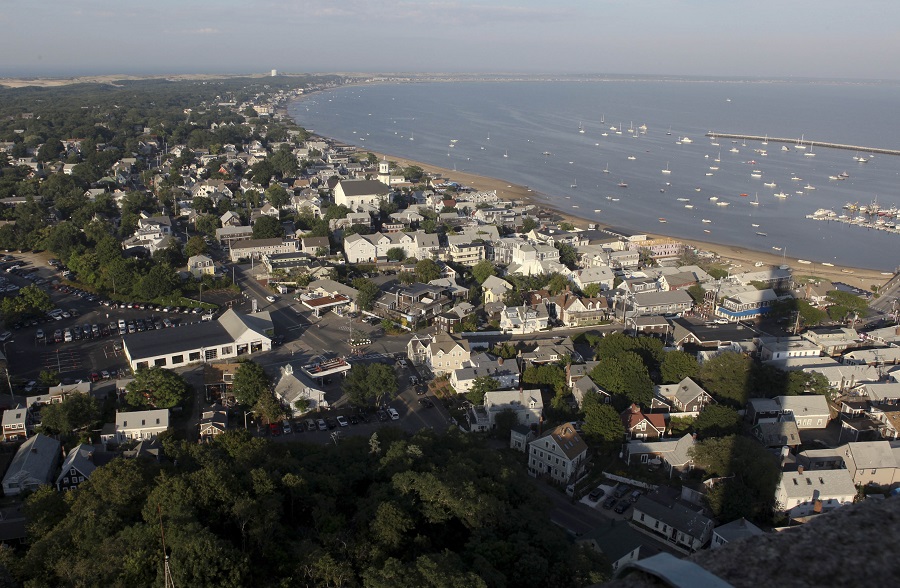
[290,81,900,271]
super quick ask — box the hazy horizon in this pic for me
[2,1,898,80]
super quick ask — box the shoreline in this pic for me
[278,102,895,290]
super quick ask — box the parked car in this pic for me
[629,490,643,503]
[387,408,400,420]
[282,420,292,435]
[316,419,328,431]
[418,397,434,408]
[588,487,606,502]
[305,419,317,431]
[336,416,349,427]
[325,417,337,430]
[613,484,631,499]
[269,423,281,437]
[602,497,618,509]
[614,501,631,514]
[266,295,277,303]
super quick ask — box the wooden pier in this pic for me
[705,132,900,156]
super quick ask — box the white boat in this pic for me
[795,134,807,150]
[578,122,585,134]
[570,179,577,189]
[503,149,508,158]
[805,143,816,157]
[774,191,788,198]
[706,172,714,176]
[791,175,802,181]
[781,145,789,151]
[703,229,711,233]
[772,246,782,251]
[695,187,702,192]
[751,223,760,228]
[594,209,602,213]
[751,172,762,178]
[702,219,712,223]
[666,126,672,136]
[822,262,834,267]
[751,193,760,206]
[676,197,690,202]
[709,196,719,201]
[729,147,740,153]
[681,137,693,143]
[659,218,667,223]
[714,151,721,163]
[627,155,637,160]
[617,181,628,188]
[716,201,730,206]
[762,134,768,145]
[857,156,869,163]
[756,232,767,237]
[798,259,812,264]
[603,163,610,173]
[755,261,765,266]
[661,162,671,174]
[709,166,719,170]
[764,181,776,188]
[684,204,694,209]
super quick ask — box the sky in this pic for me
[1,0,899,80]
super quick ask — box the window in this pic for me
[221,346,233,355]
[172,355,184,365]
[154,358,167,367]
[205,349,218,360]
[189,352,201,361]
[654,521,659,529]
[640,513,645,522]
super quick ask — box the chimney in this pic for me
[797,465,804,474]
[497,357,504,366]
[813,499,823,514]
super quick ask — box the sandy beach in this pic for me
[364,149,893,289]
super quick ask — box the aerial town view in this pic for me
[0,2,898,587]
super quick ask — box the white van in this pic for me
[118,319,126,335]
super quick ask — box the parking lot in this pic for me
[1,250,215,384]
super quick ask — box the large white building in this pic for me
[775,468,856,518]
[334,179,390,210]
[527,422,588,484]
[101,409,170,445]
[123,309,273,371]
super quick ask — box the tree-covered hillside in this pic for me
[1,429,608,587]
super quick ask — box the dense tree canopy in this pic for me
[581,392,625,443]
[231,360,270,407]
[343,363,399,407]
[11,430,608,587]
[589,351,654,407]
[660,350,700,384]
[125,366,189,409]
[697,351,754,408]
[353,277,381,311]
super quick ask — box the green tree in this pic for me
[555,242,578,269]
[385,247,406,262]
[125,366,189,409]
[660,350,700,384]
[195,213,220,236]
[589,352,653,407]
[471,259,496,285]
[547,272,570,295]
[343,363,398,407]
[693,404,742,438]
[581,392,625,443]
[184,235,208,258]
[265,184,290,209]
[687,284,706,304]
[38,393,101,437]
[137,263,180,300]
[467,376,499,405]
[698,351,753,408]
[252,215,283,239]
[415,258,441,283]
[352,278,381,311]
[503,289,525,307]
[232,361,270,407]
[690,435,780,520]
[521,217,537,233]
[581,283,601,298]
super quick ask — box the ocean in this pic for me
[289,80,900,271]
